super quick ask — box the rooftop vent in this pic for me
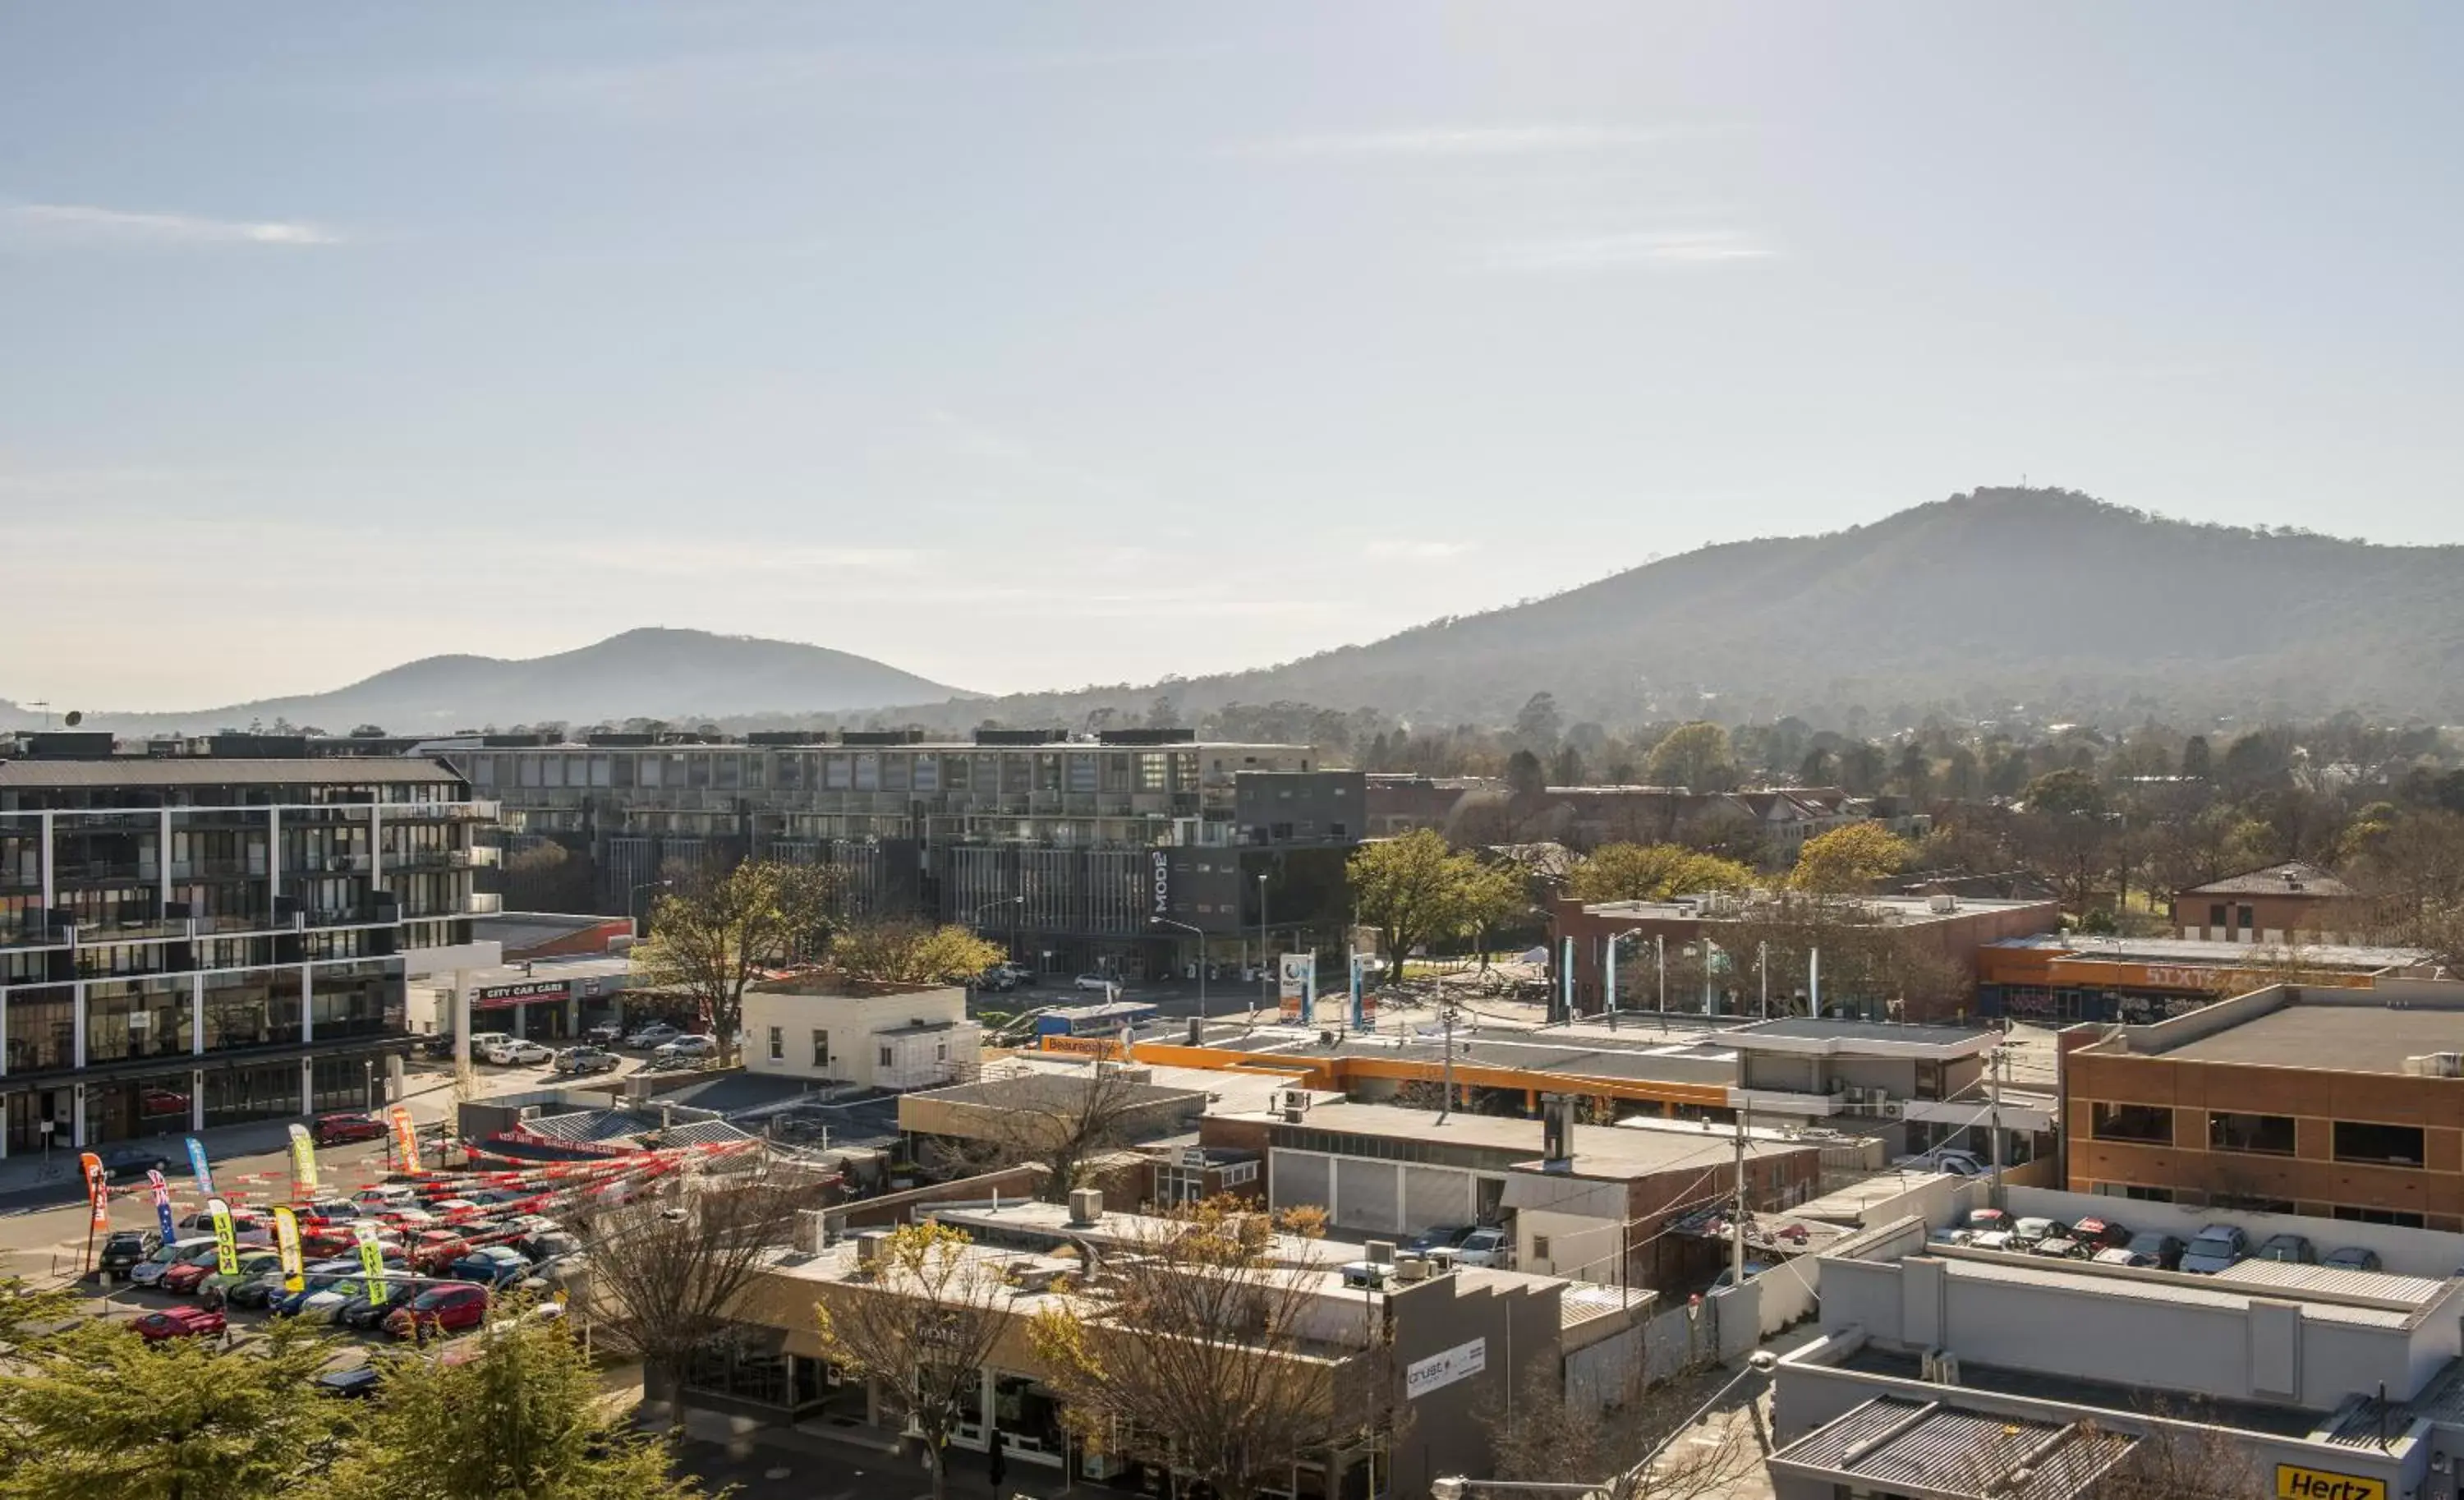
[1067,1187,1104,1227]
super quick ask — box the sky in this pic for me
[5,3,2462,711]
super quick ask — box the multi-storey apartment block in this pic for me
[0,736,494,1153]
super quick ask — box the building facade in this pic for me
[0,742,493,1153]
[2065,980,2464,1231]
[447,730,1356,979]
[1976,930,2434,1025]
[2169,860,2366,943]
[738,979,975,1091]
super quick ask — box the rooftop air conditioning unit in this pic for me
[1067,1187,1105,1226]
[1394,1254,1431,1282]
[1841,1087,1867,1107]
[1928,894,1958,914]
[1879,1101,1905,1119]
[794,1208,830,1254]
[855,1231,888,1268]
[1367,1240,1396,1265]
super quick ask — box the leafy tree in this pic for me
[1548,744,1585,787]
[347,723,387,738]
[1837,740,1887,796]
[1570,844,1754,904]
[812,1223,1016,1500]
[1893,741,1932,802]
[828,921,1005,987]
[632,861,848,1065]
[1029,1200,1386,1500]
[2021,767,2105,819]
[1643,722,1733,792]
[1349,830,1507,979]
[1514,691,1563,753]
[1504,749,1547,797]
[332,1312,703,1500]
[1791,823,1910,894]
[0,1316,349,1500]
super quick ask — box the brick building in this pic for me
[2168,860,2365,943]
[2066,979,2464,1231]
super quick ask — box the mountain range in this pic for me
[4,629,964,735]
[12,490,2462,736]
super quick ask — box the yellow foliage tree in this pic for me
[1791,823,1911,895]
[1570,844,1754,904]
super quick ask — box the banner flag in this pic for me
[185,1137,215,1198]
[273,1206,306,1291]
[286,1123,319,1196]
[208,1197,239,1277]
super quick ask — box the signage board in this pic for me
[1279,953,1315,1021]
[2274,1466,2384,1500]
[473,978,572,1010]
[1152,851,1170,917]
[1404,1338,1487,1400]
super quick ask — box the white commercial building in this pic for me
[738,979,975,1092]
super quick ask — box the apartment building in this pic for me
[2066,979,2464,1231]
[0,738,493,1152]
[451,729,1357,979]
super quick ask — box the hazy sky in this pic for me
[6,4,2460,711]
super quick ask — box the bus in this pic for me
[1032,1001,1161,1039]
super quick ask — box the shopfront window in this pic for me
[204,1061,302,1127]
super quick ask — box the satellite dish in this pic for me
[62,711,82,728]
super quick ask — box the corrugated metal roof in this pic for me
[1775,1396,2135,1500]
[2209,1257,2453,1309]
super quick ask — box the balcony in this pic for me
[464,891,503,915]
[388,799,501,823]
[0,919,70,950]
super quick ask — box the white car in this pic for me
[623,1023,681,1050]
[483,1038,554,1066]
[1454,1227,1511,1268]
[1893,1148,1987,1177]
[651,1034,719,1065]
[1073,974,1117,992]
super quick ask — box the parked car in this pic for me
[2112,1231,2186,1271]
[2068,1217,2131,1253]
[1892,1148,1987,1176]
[1961,1208,2010,1235]
[2032,1234,2088,1260]
[338,1281,423,1330]
[316,1365,384,1398]
[463,1031,514,1059]
[200,1250,286,1303]
[2009,1217,2060,1251]
[583,1022,623,1045]
[421,1032,460,1060]
[552,1046,623,1076]
[1073,973,1117,992]
[1454,1227,1511,1268]
[228,1263,301,1310]
[133,1306,227,1343]
[483,1038,555,1066]
[160,1253,229,1296]
[94,1145,174,1181]
[2255,1233,2318,1265]
[311,1112,388,1147]
[271,1262,369,1319]
[385,1283,490,1340]
[975,967,1018,993]
[403,1229,476,1272]
[650,1034,718,1065]
[130,1236,218,1289]
[2179,1224,2250,1275]
[98,1229,163,1275]
[352,1183,420,1209]
[1709,1261,1773,1291]
[1406,1224,1474,1254]
[2323,1246,2384,1273]
[621,1023,681,1050]
[448,1245,535,1290]
[294,1200,367,1227]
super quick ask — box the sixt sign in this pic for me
[2275,1465,2384,1500]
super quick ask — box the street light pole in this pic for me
[1152,918,1207,1025]
[628,879,672,941]
[1257,872,1271,1023]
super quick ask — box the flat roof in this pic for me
[1933,1249,2420,1328]
[1992,932,2431,969]
[1579,891,2051,923]
[2156,1002,2464,1074]
[1725,1016,2000,1055]
[0,757,468,789]
[1244,1099,1814,1175]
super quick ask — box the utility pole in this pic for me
[1988,1046,2007,1211]
[1438,1004,1458,1123]
[1655,935,1666,1019]
[1758,941,1770,1019]
[1731,1102,1749,1292]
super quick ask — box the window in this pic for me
[2334,1205,2425,1228]
[1531,1235,1551,1261]
[2208,1112,2295,1156]
[2090,1102,2172,1145]
[2333,1120,2425,1167]
[769,1027,783,1062]
[2209,903,2227,928]
[935,1042,949,1061]
[877,1046,893,1068]
[2093,1182,2175,1203]
[811,1029,830,1068]
[2237,904,2255,931]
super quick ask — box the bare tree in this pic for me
[572,1160,825,1436]
[1027,1199,1395,1500]
[922,1063,1156,1204]
[2083,1413,2265,1500]
[631,861,847,1066]
[1486,1353,1763,1500]
[811,1222,1016,1500]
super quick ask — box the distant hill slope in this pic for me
[48,629,968,734]
[853,489,2464,729]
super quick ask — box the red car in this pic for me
[311,1113,388,1148]
[402,1229,473,1272]
[134,1305,227,1342]
[384,1283,488,1339]
[159,1256,229,1295]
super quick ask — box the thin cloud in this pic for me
[1239,124,1676,159]
[1478,229,1772,274]
[9,202,345,246]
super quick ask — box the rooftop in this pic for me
[1579,890,2053,924]
[1723,1015,2001,1056]
[2182,861,2356,898]
[1991,931,2431,970]
[1242,1098,1816,1176]
[1772,1394,2136,1500]
[0,757,470,789]
[2152,1000,2464,1073]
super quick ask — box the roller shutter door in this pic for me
[1336,1158,1401,1233]
[1274,1152,1331,1217]
[1402,1166,1473,1234]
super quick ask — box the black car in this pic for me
[315,1365,384,1399]
[420,1033,459,1061]
[99,1229,163,1273]
[227,1271,295,1310]
[95,1145,173,1181]
[337,1281,421,1330]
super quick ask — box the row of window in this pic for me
[2089,1181,2428,1229]
[471,749,1247,797]
[2089,1102,2430,1167]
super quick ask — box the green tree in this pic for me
[1348,830,1500,979]
[1643,722,1734,792]
[632,860,848,1066]
[2022,767,2105,819]
[2180,734,2213,780]
[1504,748,1547,797]
[1791,823,1911,895]
[333,1312,703,1500]
[1570,844,1754,904]
[1513,691,1562,753]
[828,921,1006,986]
[0,1317,349,1500]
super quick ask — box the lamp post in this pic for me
[627,879,672,941]
[1152,918,1207,1024]
[1257,872,1271,1022]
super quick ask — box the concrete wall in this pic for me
[740,985,968,1088]
[2002,1185,2464,1278]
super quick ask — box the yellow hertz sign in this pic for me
[2276,1465,2384,1500]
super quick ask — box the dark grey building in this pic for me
[447,730,1360,979]
[0,738,492,1153]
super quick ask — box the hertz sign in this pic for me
[2275,1465,2384,1500]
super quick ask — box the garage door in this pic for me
[1274,1152,1331,1217]
[1336,1158,1400,1233]
[1402,1166,1472,1233]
